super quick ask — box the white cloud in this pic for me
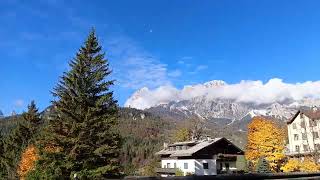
[195,65,208,71]
[125,78,320,109]
[108,36,171,89]
[125,86,179,109]
[189,65,208,74]
[168,70,182,78]
[178,57,194,66]
[14,99,24,107]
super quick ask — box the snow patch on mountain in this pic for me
[125,79,320,110]
[126,79,320,127]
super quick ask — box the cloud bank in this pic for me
[125,78,320,109]
[108,36,171,89]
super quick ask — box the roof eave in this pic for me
[287,110,301,124]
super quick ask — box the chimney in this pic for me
[163,142,168,149]
[312,106,318,112]
[206,136,211,141]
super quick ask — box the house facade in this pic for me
[155,137,244,176]
[286,107,320,158]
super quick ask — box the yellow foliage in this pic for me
[300,158,320,172]
[17,144,39,180]
[245,116,286,172]
[173,128,191,142]
[281,159,300,172]
[282,158,320,173]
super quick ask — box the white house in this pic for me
[155,137,244,176]
[286,107,320,158]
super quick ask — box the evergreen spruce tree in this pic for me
[34,29,121,179]
[256,157,271,173]
[22,100,42,141]
[1,101,42,179]
[0,133,7,178]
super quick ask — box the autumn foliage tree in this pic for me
[245,116,286,172]
[300,158,320,172]
[17,145,39,180]
[172,118,206,142]
[281,158,320,172]
[281,159,300,172]
[173,128,191,142]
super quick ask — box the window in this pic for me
[203,163,209,169]
[225,163,230,171]
[315,144,320,150]
[167,163,170,168]
[293,123,297,129]
[302,133,307,140]
[294,134,299,141]
[174,163,177,168]
[184,163,188,169]
[313,132,319,139]
[177,146,182,150]
[310,120,317,127]
[300,113,304,119]
[295,145,300,152]
[303,145,309,151]
[301,121,306,129]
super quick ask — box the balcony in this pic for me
[285,150,316,156]
[155,168,178,175]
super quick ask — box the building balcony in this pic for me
[155,168,178,175]
[285,150,318,156]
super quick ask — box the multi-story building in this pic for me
[155,137,244,176]
[286,107,320,158]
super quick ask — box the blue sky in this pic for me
[1,0,320,115]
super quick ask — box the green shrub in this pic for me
[175,168,184,176]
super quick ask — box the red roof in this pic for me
[287,109,320,124]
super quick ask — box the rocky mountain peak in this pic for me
[203,80,226,88]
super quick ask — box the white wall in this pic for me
[161,159,195,175]
[161,158,217,176]
[287,113,320,155]
[194,159,217,175]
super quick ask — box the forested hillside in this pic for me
[0,107,174,176]
[0,106,251,176]
[118,108,173,175]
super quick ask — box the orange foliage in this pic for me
[300,158,320,172]
[17,144,39,180]
[281,159,300,172]
[281,158,320,172]
[245,116,286,172]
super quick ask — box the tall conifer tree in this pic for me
[35,29,121,179]
[1,101,41,179]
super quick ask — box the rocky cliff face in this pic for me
[126,80,320,131]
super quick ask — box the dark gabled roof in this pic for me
[155,137,244,157]
[287,110,301,124]
[168,141,197,147]
[287,109,320,124]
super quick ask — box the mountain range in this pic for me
[126,80,320,132]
